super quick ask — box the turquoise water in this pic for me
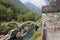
[9,25,36,40]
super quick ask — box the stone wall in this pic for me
[42,13,60,40]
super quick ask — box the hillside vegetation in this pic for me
[0,0,41,22]
[0,0,41,40]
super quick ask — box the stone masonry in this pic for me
[42,13,60,40]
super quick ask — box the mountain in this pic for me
[7,0,27,9]
[24,2,41,14]
[9,0,41,14]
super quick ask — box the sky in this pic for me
[20,0,49,8]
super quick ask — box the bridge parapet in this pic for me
[1,21,40,27]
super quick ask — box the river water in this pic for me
[9,25,36,40]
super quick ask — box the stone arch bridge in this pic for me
[0,21,40,40]
[1,21,40,27]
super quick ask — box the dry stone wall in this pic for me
[42,13,60,40]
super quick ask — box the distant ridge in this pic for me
[8,0,28,9]
[24,2,41,14]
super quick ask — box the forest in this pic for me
[0,0,41,40]
[0,0,41,22]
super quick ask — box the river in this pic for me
[9,25,36,40]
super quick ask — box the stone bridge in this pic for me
[0,21,40,40]
[1,21,40,27]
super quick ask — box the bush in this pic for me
[7,23,19,30]
[0,24,8,34]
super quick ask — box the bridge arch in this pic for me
[20,21,40,27]
[0,21,40,40]
[19,21,40,31]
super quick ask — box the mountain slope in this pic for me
[10,0,27,9]
[24,2,41,14]
[0,0,27,9]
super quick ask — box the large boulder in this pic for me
[16,26,28,37]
